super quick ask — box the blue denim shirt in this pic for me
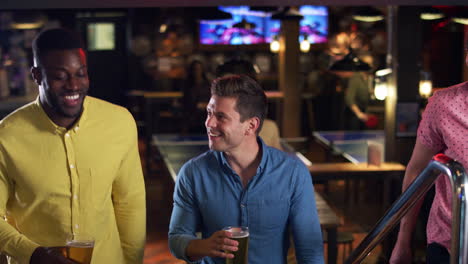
[169,138,324,264]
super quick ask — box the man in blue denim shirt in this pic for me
[169,75,324,264]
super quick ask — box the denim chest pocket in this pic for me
[248,199,290,230]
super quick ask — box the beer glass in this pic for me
[223,226,249,264]
[62,234,94,264]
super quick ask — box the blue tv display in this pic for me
[299,5,328,44]
[199,6,328,46]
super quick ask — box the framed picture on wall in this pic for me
[396,102,419,137]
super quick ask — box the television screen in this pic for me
[299,6,328,44]
[199,6,277,45]
[199,6,328,46]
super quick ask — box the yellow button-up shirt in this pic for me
[0,96,146,264]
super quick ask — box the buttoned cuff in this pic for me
[169,234,202,264]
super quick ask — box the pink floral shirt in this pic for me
[418,81,468,251]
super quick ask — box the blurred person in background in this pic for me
[182,60,211,133]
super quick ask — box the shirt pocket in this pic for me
[249,199,290,232]
[79,168,111,213]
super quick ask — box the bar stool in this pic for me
[323,230,355,263]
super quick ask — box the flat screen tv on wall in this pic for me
[198,6,328,46]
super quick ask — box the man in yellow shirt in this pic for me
[0,28,146,263]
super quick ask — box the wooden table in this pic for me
[309,162,406,212]
[310,131,406,209]
[308,162,406,179]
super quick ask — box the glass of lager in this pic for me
[62,234,94,264]
[223,226,249,264]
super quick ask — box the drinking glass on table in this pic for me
[223,226,249,264]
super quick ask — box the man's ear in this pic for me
[245,117,261,136]
[31,67,42,85]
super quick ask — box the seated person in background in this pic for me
[168,75,324,264]
[182,60,211,133]
[216,59,282,149]
[258,119,282,150]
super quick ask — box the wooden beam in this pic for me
[278,19,301,137]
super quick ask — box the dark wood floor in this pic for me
[141,137,184,264]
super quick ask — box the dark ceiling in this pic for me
[1,0,468,10]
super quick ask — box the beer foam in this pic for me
[66,241,94,248]
[224,226,249,238]
[231,233,249,238]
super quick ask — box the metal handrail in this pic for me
[345,154,468,264]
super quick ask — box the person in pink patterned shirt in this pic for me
[390,51,468,264]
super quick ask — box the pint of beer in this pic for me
[62,234,94,264]
[223,226,249,264]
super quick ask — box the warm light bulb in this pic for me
[300,39,310,53]
[419,80,432,98]
[10,22,45,30]
[374,82,388,100]
[353,15,384,22]
[453,18,468,25]
[270,39,280,53]
[420,13,444,20]
[159,24,167,33]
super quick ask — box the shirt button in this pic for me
[65,133,70,138]
[73,195,78,200]
[70,164,75,169]
[74,126,79,132]
[240,204,246,208]
[75,224,79,229]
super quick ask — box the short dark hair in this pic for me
[210,75,267,133]
[215,59,257,81]
[32,28,85,66]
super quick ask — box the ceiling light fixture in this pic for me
[452,9,468,25]
[420,6,445,20]
[352,7,384,22]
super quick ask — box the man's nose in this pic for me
[67,77,80,90]
[205,115,215,128]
